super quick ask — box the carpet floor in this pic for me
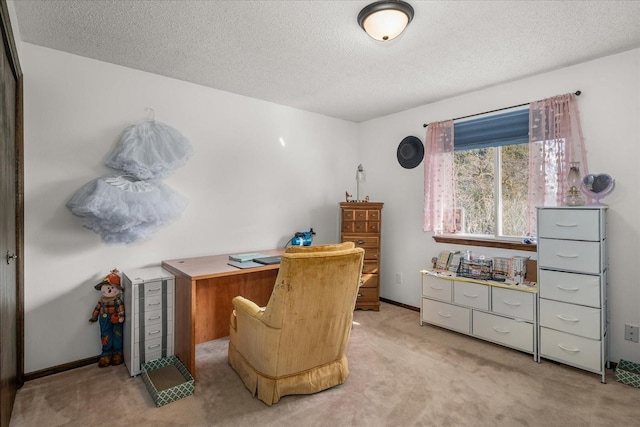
[9,302,639,426]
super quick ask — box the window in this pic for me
[452,108,529,239]
[424,92,586,242]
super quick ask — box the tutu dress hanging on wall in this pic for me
[67,114,192,244]
[105,120,193,180]
[66,175,188,244]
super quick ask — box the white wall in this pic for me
[21,43,359,373]
[21,41,640,373]
[360,48,640,364]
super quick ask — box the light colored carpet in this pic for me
[9,303,639,426]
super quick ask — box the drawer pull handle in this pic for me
[429,285,444,291]
[148,330,161,335]
[503,300,521,307]
[557,285,579,292]
[148,316,161,321]
[148,344,161,350]
[147,288,161,293]
[557,314,579,322]
[555,253,579,258]
[555,222,578,228]
[492,326,510,334]
[356,240,365,245]
[148,302,161,306]
[557,344,580,353]
[463,292,478,298]
[357,293,363,298]
[437,312,451,318]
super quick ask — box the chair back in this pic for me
[285,241,355,253]
[260,247,364,375]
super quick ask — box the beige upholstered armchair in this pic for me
[228,246,365,405]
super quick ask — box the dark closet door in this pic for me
[0,1,23,426]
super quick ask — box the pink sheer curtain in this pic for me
[423,120,456,233]
[527,93,588,235]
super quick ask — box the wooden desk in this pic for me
[161,249,283,378]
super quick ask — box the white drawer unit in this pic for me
[537,207,604,241]
[421,272,537,360]
[538,238,603,274]
[422,274,453,302]
[492,287,535,322]
[454,281,489,310]
[421,298,470,334]
[540,328,602,372]
[539,299,601,339]
[473,311,534,353]
[537,206,608,382]
[122,266,175,377]
[538,269,601,308]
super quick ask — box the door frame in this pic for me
[0,0,25,388]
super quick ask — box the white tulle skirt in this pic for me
[66,175,188,244]
[105,120,193,180]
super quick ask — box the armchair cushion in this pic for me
[228,247,365,405]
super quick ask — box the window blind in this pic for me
[453,108,529,151]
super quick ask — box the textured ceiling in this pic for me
[10,0,640,123]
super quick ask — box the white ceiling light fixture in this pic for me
[358,0,414,42]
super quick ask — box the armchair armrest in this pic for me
[230,295,282,375]
[230,296,264,332]
[232,296,264,318]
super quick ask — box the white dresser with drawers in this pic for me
[421,271,538,360]
[122,266,175,376]
[537,206,608,382]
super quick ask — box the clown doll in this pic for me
[89,269,125,367]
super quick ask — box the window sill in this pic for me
[432,235,537,252]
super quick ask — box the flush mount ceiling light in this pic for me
[358,0,414,42]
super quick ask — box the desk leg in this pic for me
[174,275,196,379]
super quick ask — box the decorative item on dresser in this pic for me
[537,206,609,383]
[122,266,175,377]
[563,161,586,206]
[340,202,383,311]
[581,173,615,206]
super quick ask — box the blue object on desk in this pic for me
[289,229,315,246]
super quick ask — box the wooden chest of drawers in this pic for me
[340,202,383,311]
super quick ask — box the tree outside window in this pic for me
[454,143,528,238]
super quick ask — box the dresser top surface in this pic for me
[421,270,538,293]
[537,205,607,210]
[340,202,383,209]
[123,266,174,283]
